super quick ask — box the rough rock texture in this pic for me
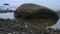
[14,3,59,26]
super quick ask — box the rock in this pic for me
[14,3,59,26]
[14,3,59,20]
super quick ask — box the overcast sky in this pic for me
[0,0,60,10]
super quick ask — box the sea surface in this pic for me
[0,12,15,19]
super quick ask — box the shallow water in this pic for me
[0,12,15,19]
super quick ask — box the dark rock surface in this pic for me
[14,3,59,26]
[14,3,59,20]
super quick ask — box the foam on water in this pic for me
[0,12,15,19]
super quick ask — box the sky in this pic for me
[0,0,60,10]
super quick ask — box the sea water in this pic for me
[0,12,15,19]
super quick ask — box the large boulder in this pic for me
[14,3,44,19]
[14,3,59,26]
